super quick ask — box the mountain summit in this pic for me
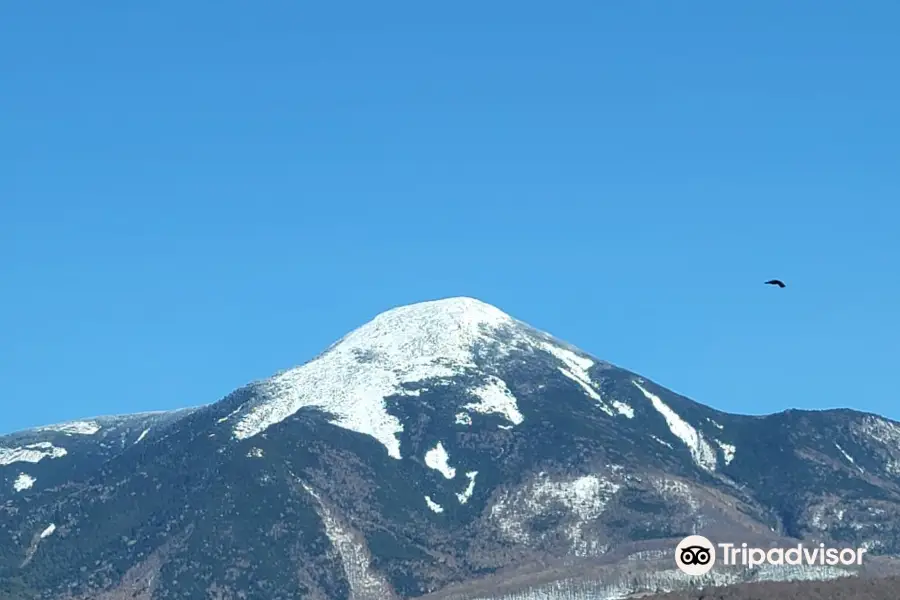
[232,296,624,460]
[3,298,900,600]
[233,296,537,457]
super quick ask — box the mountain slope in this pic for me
[1,297,899,600]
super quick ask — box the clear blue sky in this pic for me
[3,2,898,434]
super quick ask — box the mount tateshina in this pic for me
[2,297,900,600]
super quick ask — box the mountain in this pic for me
[2,296,900,600]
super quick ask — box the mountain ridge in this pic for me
[9,296,891,439]
[229,295,629,460]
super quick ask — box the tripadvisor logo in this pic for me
[674,535,868,576]
[675,535,716,576]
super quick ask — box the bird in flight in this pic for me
[764,279,786,288]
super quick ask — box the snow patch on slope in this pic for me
[632,381,717,471]
[40,523,56,538]
[852,416,900,474]
[425,496,444,513]
[454,412,472,426]
[835,443,855,464]
[464,376,524,425]
[37,420,101,435]
[135,428,150,444]
[297,479,397,600]
[13,473,36,492]
[834,443,864,473]
[650,435,674,449]
[424,442,456,479]
[611,399,635,418]
[540,342,594,374]
[540,342,633,418]
[715,439,736,465]
[0,442,68,466]
[490,472,621,556]
[216,404,245,424]
[651,477,701,518]
[232,297,526,458]
[457,471,478,504]
[557,367,605,402]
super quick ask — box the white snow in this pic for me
[216,404,245,424]
[37,420,101,435]
[852,416,900,474]
[454,412,472,425]
[652,477,701,515]
[463,376,524,425]
[540,342,594,374]
[707,418,724,430]
[13,473,36,492]
[834,443,863,472]
[534,475,619,519]
[424,442,456,479]
[134,428,150,444]
[0,442,68,466]
[611,399,635,418]
[632,381,717,472]
[490,472,621,555]
[40,523,56,538]
[541,342,633,418]
[715,439,736,465]
[557,366,604,401]
[650,435,674,449]
[456,471,478,504]
[232,297,529,459]
[835,443,855,464]
[297,478,396,598]
[247,447,264,458]
[492,473,621,525]
[810,505,827,529]
[424,496,444,513]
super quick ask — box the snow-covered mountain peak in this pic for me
[368,295,514,329]
[329,296,520,361]
[231,297,549,457]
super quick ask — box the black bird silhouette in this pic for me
[764,279,786,288]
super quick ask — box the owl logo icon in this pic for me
[675,535,716,575]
